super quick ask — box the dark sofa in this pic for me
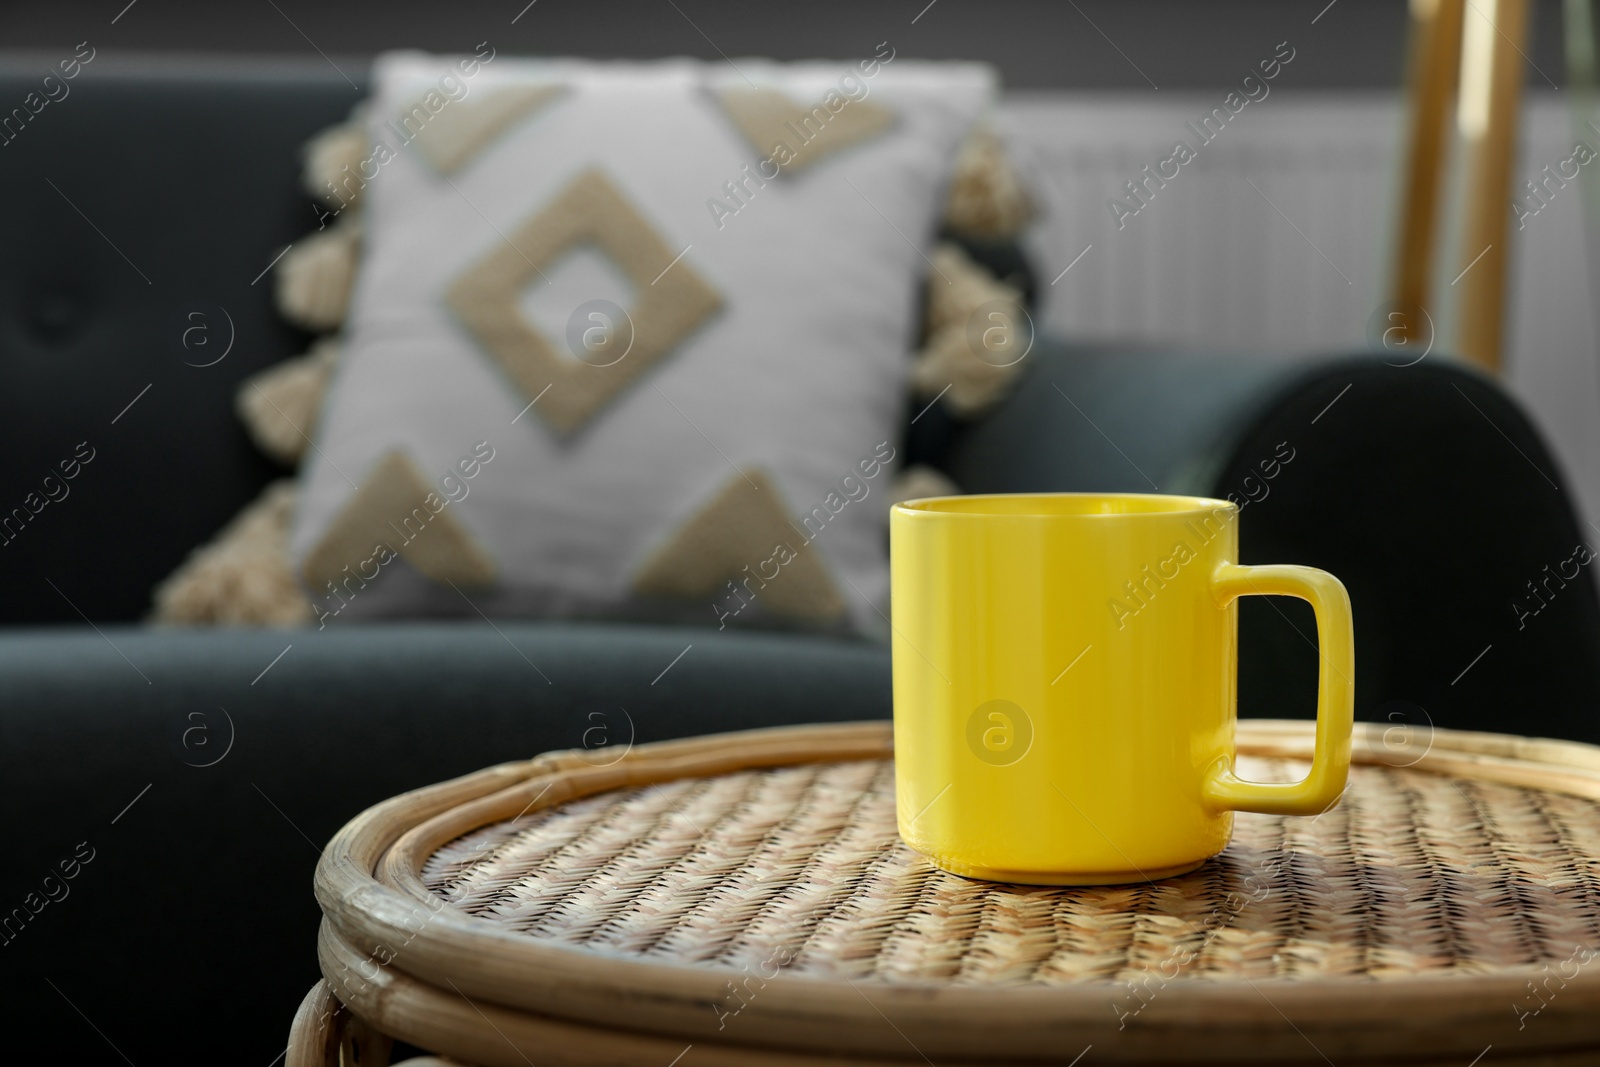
[2,57,1597,1062]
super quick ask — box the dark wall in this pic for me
[0,0,1572,90]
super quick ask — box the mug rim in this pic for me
[891,491,1237,520]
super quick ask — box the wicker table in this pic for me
[289,721,1600,1066]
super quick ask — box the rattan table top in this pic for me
[418,752,1600,986]
[312,721,1600,1065]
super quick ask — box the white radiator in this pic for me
[998,90,1600,531]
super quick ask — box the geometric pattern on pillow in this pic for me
[300,450,495,597]
[445,167,723,434]
[713,88,894,173]
[408,84,567,174]
[632,468,846,626]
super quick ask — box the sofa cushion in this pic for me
[0,619,889,1064]
[0,61,360,624]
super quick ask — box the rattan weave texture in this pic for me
[419,753,1600,986]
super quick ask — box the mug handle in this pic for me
[1203,563,1355,816]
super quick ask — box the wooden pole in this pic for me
[1454,0,1532,372]
[1391,0,1466,348]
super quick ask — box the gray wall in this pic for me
[0,0,1571,90]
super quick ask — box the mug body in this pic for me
[890,493,1241,884]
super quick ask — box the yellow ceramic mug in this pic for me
[890,493,1353,885]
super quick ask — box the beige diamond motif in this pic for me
[447,168,722,434]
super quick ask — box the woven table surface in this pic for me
[310,722,1600,1065]
[418,753,1600,985]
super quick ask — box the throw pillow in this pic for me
[288,53,996,634]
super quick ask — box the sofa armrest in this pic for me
[944,340,1600,744]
